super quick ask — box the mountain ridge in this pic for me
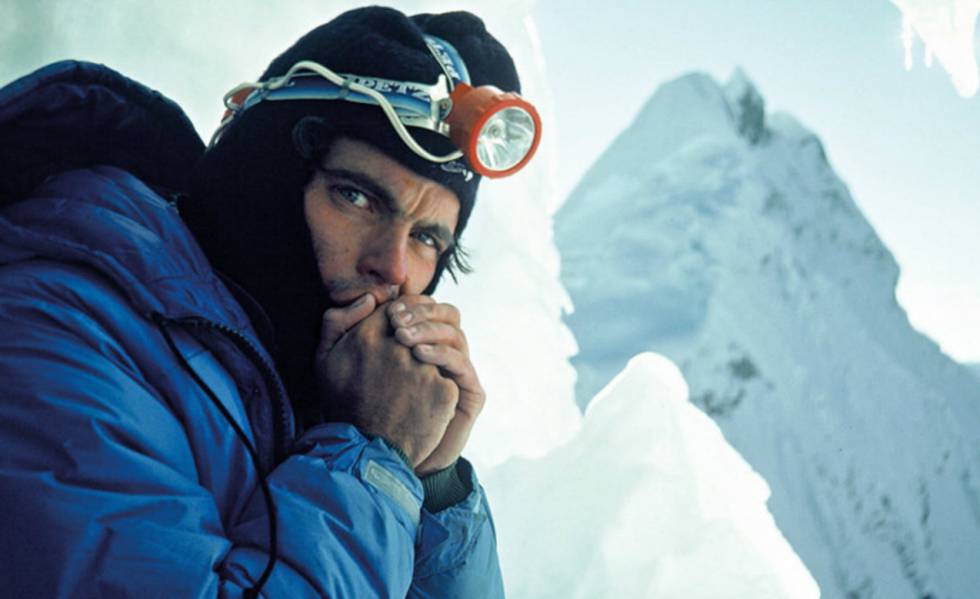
[555,68,980,599]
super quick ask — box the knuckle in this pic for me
[414,343,439,362]
[433,379,458,406]
[454,328,468,350]
[409,303,431,321]
[430,343,451,360]
[348,317,371,337]
[392,294,431,312]
[394,326,413,345]
[393,296,419,310]
[348,320,381,348]
[392,341,414,364]
[404,343,428,367]
[424,361,446,382]
[321,309,344,326]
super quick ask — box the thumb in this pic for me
[318,294,376,352]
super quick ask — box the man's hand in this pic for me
[315,295,459,467]
[386,295,486,475]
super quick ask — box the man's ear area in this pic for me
[293,119,338,173]
[425,235,472,296]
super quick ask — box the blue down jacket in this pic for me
[0,61,503,598]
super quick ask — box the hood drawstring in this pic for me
[153,313,278,598]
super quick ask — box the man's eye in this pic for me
[334,185,370,209]
[413,231,442,251]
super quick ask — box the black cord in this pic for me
[153,313,278,597]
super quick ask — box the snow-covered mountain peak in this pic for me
[635,71,734,132]
[556,70,980,599]
[558,68,903,401]
[571,67,829,217]
[569,71,739,197]
[626,70,736,152]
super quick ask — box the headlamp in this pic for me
[446,83,540,177]
[211,36,541,178]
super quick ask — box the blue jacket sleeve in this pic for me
[0,260,422,598]
[229,423,423,597]
[409,461,505,598]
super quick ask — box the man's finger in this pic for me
[411,344,482,394]
[319,294,376,351]
[393,321,468,352]
[386,295,433,327]
[387,294,434,311]
[388,300,460,329]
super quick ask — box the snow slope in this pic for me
[484,353,818,599]
[555,68,980,599]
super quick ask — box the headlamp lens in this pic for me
[476,107,537,172]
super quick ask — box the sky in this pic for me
[1,0,977,363]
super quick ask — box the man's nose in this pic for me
[360,227,409,288]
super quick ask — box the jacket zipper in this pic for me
[175,316,293,465]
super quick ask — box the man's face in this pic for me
[303,137,460,307]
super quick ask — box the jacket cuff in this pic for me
[421,458,474,513]
[295,422,424,528]
[385,441,414,470]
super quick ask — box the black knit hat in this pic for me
[183,6,521,424]
[264,8,520,235]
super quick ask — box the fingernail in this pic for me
[353,295,370,308]
[398,311,413,324]
[391,302,406,313]
[418,344,432,354]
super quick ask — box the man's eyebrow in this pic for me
[319,166,456,251]
[319,167,398,212]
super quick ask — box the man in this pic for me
[0,7,538,597]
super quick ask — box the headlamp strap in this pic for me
[213,85,259,142]
[217,37,469,137]
[337,76,353,100]
[423,35,471,87]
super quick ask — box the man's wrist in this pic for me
[420,458,473,513]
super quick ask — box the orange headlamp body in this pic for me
[446,83,543,178]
